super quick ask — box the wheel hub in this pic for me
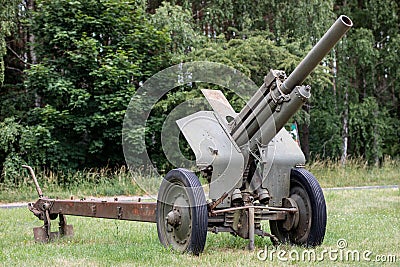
[282,197,299,231]
[166,209,181,227]
[164,194,192,246]
[289,186,312,243]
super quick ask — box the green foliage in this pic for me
[152,2,205,54]
[333,0,400,163]
[349,97,395,162]
[0,117,58,184]
[184,35,305,86]
[269,0,335,45]
[309,89,342,159]
[20,0,171,171]
[0,0,19,84]
[1,0,399,178]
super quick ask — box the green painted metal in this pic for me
[177,15,352,207]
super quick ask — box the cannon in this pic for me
[27,15,352,255]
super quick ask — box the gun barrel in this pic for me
[231,15,353,150]
[281,15,353,94]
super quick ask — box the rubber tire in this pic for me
[156,168,208,255]
[269,168,326,247]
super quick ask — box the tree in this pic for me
[1,0,399,176]
[334,0,399,164]
[151,2,205,54]
[0,0,20,84]
[20,0,171,169]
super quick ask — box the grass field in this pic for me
[0,167,145,203]
[1,188,399,266]
[0,158,399,203]
[308,157,399,188]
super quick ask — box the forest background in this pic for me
[0,0,399,187]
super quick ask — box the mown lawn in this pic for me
[1,188,399,266]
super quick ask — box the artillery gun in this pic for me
[26,15,352,255]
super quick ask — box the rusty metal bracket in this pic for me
[32,209,74,242]
[208,192,228,212]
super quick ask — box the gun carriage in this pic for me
[27,15,352,255]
